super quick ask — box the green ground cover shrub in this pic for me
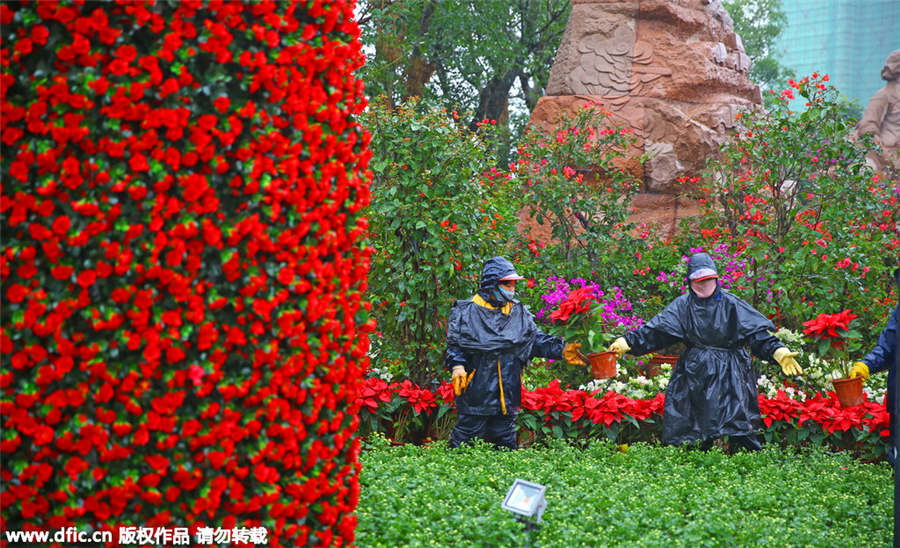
[356,439,891,547]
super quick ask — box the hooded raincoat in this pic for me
[623,253,783,445]
[861,268,900,414]
[446,257,564,416]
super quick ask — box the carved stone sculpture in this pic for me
[856,50,900,173]
[530,0,762,233]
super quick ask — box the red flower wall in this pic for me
[0,1,372,546]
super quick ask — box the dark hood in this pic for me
[687,252,720,298]
[479,256,519,289]
[687,252,718,278]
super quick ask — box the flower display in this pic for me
[802,309,858,340]
[1,2,372,545]
[802,310,862,378]
[538,277,642,353]
[354,377,891,460]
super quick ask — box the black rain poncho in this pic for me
[446,257,564,415]
[624,253,782,445]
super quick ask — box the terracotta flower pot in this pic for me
[587,351,617,379]
[641,354,678,377]
[831,376,864,408]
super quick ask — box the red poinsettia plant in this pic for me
[802,309,863,378]
[548,287,621,354]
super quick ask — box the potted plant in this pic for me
[547,287,625,379]
[640,345,682,377]
[802,309,864,407]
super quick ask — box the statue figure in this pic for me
[857,50,900,173]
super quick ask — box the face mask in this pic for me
[498,287,515,301]
[691,278,717,299]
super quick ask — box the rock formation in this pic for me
[530,0,762,233]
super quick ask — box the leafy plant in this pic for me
[695,72,898,340]
[362,97,523,384]
[722,0,794,96]
[515,101,643,280]
[539,278,642,354]
[357,441,892,547]
[356,0,571,140]
[355,375,892,461]
[549,290,615,353]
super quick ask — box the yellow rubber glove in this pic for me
[849,361,870,382]
[563,343,586,365]
[608,337,630,358]
[451,365,467,396]
[773,347,803,376]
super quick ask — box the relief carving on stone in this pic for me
[538,0,761,200]
[566,15,674,98]
[566,19,636,96]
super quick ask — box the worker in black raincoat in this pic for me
[849,267,899,463]
[607,252,803,451]
[446,256,585,449]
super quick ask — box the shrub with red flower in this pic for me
[802,309,857,340]
[1,2,371,546]
[354,378,891,461]
[802,309,862,378]
[542,280,641,354]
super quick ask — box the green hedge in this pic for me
[357,439,891,547]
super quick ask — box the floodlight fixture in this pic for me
[501,478,547,529]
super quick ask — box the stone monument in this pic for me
[530,0,762,233]
[856,49,900,174]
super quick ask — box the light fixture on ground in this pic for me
[501,478,547,531]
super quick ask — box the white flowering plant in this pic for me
[764,328,835,399]
[580,358,672,399]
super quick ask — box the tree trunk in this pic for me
[402,1,437,101]
[403,56,436,100]
[469,70,516,129]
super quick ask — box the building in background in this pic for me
[776,0,899,109]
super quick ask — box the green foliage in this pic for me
[516,102,642,281]
[696,73,897,339]
[362,97,522,383]
[357,0,571,138]
[722,0,794,97]
[357,442,892,547]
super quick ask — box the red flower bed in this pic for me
[758,390,889,435]
[1,1,371,546]
[357,378,890,458]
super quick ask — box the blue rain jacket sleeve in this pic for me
[862,304,898,409]
[863,305,898,375]
[531,330,564,360]
[623,299,685,355]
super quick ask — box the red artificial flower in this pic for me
[802,309,858,340]
[548,287,597,323]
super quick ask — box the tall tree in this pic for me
[357,0,570,134]
[722,0,794,94]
